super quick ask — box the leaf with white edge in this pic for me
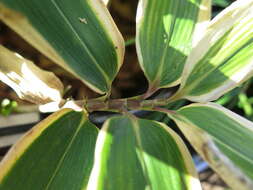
[102,0,110,6]
[176,0,253,102]
[0,109,98,190]
[136,0,211,92]
[0,45,63,105]
[169,103,253,190]
[87,115,201,190]
[0,0,124,94]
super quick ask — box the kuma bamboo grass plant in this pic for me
[0,0,253,189]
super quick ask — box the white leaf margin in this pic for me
[180,0,253,102]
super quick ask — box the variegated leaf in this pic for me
[102,0,110,6]
[170,103,253,190]
[0,45,63,105]
[87,115,201,190]
[0,109,98,190]
[176,0,253,102]
[0,0,124,94]
[136,0,211,93]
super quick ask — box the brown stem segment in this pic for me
[72,98,168,113]
[61,87,183,113]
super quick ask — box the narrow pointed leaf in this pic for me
[136,0,211,90]
[0,45,63,104]
[0,0,124,94]
[178,0,253,102]
[87,116,201,190]
[170,103,253,190]
[0,109,98,190]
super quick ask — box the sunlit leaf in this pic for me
[0,45,63,105]
[88,115,201,190]
[102,0,110,6]
[177,0,253,102]
[136,0,211,92]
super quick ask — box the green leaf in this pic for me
[136,0,211,91]
[0,109,98,190]
[87,115,201,190]
[0,0,124,94]
[170,103,253,190]
[176,0,253,102]
[238,92,253,117]
[0,98,17,116]
[212,0,230,7]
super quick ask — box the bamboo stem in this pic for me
[70,98,169,113]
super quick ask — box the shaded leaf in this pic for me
[212,0,230,7]
[0,109,98,190]
[170,103,253,190]
[0,0,124,94]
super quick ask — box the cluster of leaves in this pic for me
[0,0,253,190]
